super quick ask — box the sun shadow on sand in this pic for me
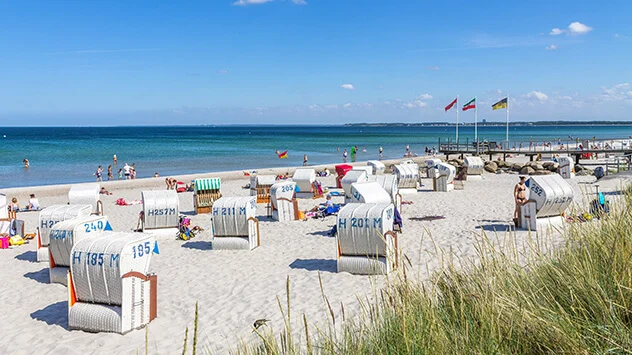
[475,224,513,232]
[24,268,50,284]
[181,240,212,250]
[31,301,68,329]
[289,258,337,273]
[308,230,332,237]
[15,250,38,263]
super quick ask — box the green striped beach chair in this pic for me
[194,178,222,214]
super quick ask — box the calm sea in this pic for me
[1,125,631,188]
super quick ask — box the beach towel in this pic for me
[409,215,446,222]
[116,198,142,206]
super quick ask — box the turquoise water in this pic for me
[0,125,630,188]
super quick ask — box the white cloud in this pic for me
[568,22,593,35]
[545,44,558,50]
[325,104,338,109]
[217,68,229,74]
[550,28,564,36]
[233,0,272,5]
[343,103,352,108]
[291,0,307,4]
[404,102,415,109]
[340,84,355,91]
[427,66,440,71]
[601,83,631,101]
[524,91,549,103]
[418,93,433,100]
[403,100,428,109]
[550,22,593,36]
[614,33,621,38]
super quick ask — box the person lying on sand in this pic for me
[99,187,113,195]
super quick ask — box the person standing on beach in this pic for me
[95,165,103,182]
[113,154,117,165]
[303,154,308,166]
[107,165,113,180]
[123,163,131,179]
[379,146,383,159]
[343,149,348,162]
[131,163,137,179]
[118,168,123,180]
[513,176,527,225]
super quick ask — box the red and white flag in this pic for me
[444,97,458,112]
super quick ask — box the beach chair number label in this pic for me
[352,191,361,201]
[281,185,294,193]
[530,184,544,197]
[132,241,152,258]
[72,251,120,267]
[50,230,73,240]
[339,217,382,229]
[83,220,105,233]
[213,207,248,216]
[147,208,176,216]
[41,219,60,228]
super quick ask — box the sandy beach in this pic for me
[1,156,629,354]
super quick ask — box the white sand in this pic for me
[0,157,628,354]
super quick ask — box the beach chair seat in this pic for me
[250,175,276,204]
[68,232,158,334]
[335,164,353,188]
[341,170,370,200]
[211,197,260,250]
[336,203,398,275]
[393,164,419,192]
[68,183,103,216]
[193,178,221,214]
[292,168,317,198]
[434,163,456,192]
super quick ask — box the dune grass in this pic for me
[182,185,632,354]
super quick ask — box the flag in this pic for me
[462,98,476,111]
[492,97,508,110]
[444,97,457,112]
[277,150,288,159]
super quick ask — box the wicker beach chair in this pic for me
[193,178,221,214]
[336,203,398,275]
[211,196,260,250]
[37,205,93,262]
[250,175,276,203]
[270,181,299,221]
[48,215,112,285]
[68,183,103,215]
[67,232,158,334]
[519,175,574,232]
[140,190,179,239]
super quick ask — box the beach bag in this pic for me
[594,167,604,180]
[9,235,25,246]
[0,236,9,249]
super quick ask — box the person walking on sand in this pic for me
[107,165,113,180]
[113,154,117,165]
[513,176,527,225]
[303,154,308,166]
[95,165,103,182]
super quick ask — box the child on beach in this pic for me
[27,194,39,210]
[10,197,20,211]
[118,168,123,180]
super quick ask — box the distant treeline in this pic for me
[345,121,632,127]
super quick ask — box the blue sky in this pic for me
[1,0,631,125]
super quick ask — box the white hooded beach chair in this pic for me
[270,181,299,222]
[341,170,370,200]
[193,177,222,214]
[464,157,484,179]
[558,156,575,179]
[292,168,318,198]
[434,163,456,192]
[141,190,179,239]
[211,196,260,250]
[393,163,419,193]
[336,203,398,275]
[367,161,385,175]
[372,175,402,212]
[347,182,392,204]
[68,232,158,334]
[425,159,441,178]
[250,175,277,203]
[352,165,373,176]
[68,183,103,215]
[48,215,112,285]
[38,205,93,262]
[520,175,574,232]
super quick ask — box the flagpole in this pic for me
[456,95,459,142]
[474,96,478,148]
[505,95,509,146]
